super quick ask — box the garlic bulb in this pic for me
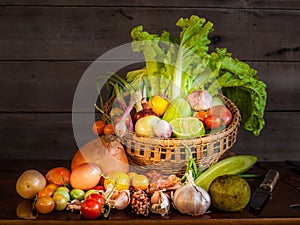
[150,190,170,216]
[172,171,211,216]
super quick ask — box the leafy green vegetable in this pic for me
[127,15,267,136]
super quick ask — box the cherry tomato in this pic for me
[53,194,68,211]
[207,105,232,126]
[46,184,58,192]
[87,193,105,206]
[103,123,114,135]
[205,115,222,130]
[38,186,55,198]
[53,187,70,202]
[81,198,102,219]
[93,185,105,192]
[35,196,55,214]
[92,120,106,136]
[70,188,85,201]
[195,110,208,122]
[45,167,71,186]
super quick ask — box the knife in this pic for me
[250,169,280,210]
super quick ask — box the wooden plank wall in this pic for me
[0,1,299,161]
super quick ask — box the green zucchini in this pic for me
[195,155,258,191]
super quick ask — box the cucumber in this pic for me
[195,155,258,191]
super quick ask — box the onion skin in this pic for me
[187,90,212,111]
[153,120,172,138]
[71,135,129,175]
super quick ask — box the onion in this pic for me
[172,171,211,216]
[71,135,129,175]
[134,98,158,124]
[153,119,172,138]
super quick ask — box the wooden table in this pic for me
[0,159,299,225]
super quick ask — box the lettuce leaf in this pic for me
[207,48,267,136]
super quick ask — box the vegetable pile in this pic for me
[15,148,258,219]
[109,15,266,136]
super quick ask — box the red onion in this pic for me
[133,98,158,124]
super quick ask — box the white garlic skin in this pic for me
[172,184,211,216]
[108,190,131,210]
[150,190,170,216]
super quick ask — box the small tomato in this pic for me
[53,194,68,211]
[207,105,232,126]
[86,193,105,206]
[38,186,55,198]
[103,123,114,135]
[195,110,208,122]
[81,198,102,219]
[205,115,222,130]
[35,196,55,214]
[45,167,71,186]
[92,120,106,136]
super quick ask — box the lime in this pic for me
[170,117,205,138]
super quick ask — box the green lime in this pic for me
[170,117,205,138]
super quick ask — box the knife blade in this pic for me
[250,169,280,210]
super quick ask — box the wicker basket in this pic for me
[114,95,241,176]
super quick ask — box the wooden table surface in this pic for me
[0,159,299,225]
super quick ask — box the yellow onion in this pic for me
[171,171,211,216]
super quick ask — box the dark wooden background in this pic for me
[0,1,299,162]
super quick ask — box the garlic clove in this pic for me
[108,190,131,210]
[150,190,170,216]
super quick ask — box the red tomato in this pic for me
[45,167,71,186]
[92,120,106,136]
[205,115,222,130]
[93,186,105,192]
[195,110,208,122]
[81,198,102,219]
[207,105,232,126]
[87,193,105,206]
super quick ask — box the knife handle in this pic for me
[260,169,280,191]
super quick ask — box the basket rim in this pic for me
[119,94,241,146]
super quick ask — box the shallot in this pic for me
[153,119,172,138]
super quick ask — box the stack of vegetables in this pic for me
[105,15,266,139]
